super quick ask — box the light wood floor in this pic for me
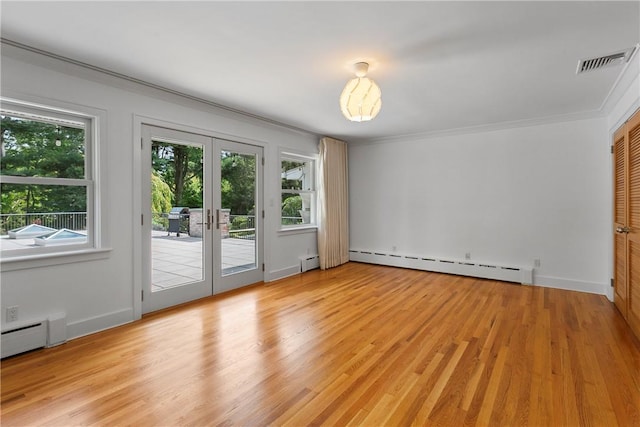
[2,262,639,426]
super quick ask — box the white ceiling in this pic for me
[1,1,639,142]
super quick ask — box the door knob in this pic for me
[616,226,632,233]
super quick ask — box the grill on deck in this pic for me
[167,207,190,236]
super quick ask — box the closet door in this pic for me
[613,127,627,317]
[613,109,640,338]
[627,112,640,336]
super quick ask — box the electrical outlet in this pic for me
[534,259,541,268]
[465,252,471,260]
[6,306,18,322]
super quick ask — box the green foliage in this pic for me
[230,215,248,230]
[152,142,203,208]
[282,195,302,217]
[281,193,304,225]
[1,115,84,179]
[221,152,255,215]
[180,175,202,209]
[151,172,172,214]
[0,184,24,214]
[1,115,86,214]
[151,145,257,218]
[150,145,257,218]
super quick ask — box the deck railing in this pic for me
[0,212,87,234]
[229,215,255,240]
[150,212,260,240]
[1,211,304,237]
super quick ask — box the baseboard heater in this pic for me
[300,254,320,273]
[1,313,67,359]
[349,249,532,284]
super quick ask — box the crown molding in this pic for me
[600,43,640,115]
[348,109,604,146]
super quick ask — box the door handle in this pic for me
[616,226,632,234]
[197,209,212,230]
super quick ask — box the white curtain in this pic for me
[317,137,349,270]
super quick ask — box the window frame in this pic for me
[279,150,317,230]
[0,98,108,267]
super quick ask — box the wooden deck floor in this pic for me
[2,262,639,426]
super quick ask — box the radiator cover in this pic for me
[349,249,532,284]
[1,313,67,359]
[300,254,320,273]
[1,321,47,359]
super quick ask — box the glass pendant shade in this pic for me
[340,76,382,122]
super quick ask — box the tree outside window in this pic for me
[0,104,94,255]
[281,153,316,228]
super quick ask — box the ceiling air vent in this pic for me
[576,47,637,74]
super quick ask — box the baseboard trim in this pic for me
[66,308,134,340]
[266,265,300,282]
[533,275,606,295]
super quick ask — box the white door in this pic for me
[142,125,263,313]
[214,139,264,293]
[141,125,212,313]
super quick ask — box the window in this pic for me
[280,152,316,228]
[1,101,96,258]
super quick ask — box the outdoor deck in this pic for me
[0,231,256,293]
[151,231,256,291]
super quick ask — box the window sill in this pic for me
[278,225,318,236]
[0,247,113,272]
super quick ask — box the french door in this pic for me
[141,125,263,313]
[613,108,640,339]
[214,140,264,292]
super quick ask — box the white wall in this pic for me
[349,48,640,297]
[349,117,610,294]
[0,44,318,338]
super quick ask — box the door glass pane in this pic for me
[220,150,256,276]
[151,141,204,291]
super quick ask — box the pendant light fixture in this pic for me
[339,62,382,122]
